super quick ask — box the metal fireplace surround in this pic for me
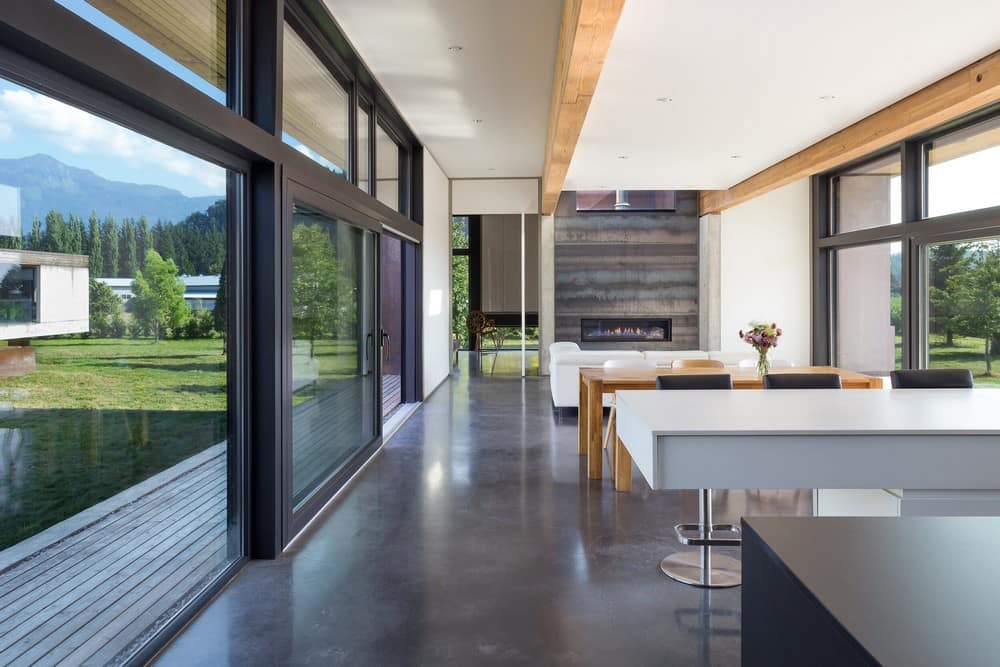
[580,318,672,343]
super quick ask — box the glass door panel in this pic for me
[380,234,403,417]
[290,204,377,509]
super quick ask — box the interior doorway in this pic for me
[380,233,404,417]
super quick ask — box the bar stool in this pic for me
[655,373,741,588]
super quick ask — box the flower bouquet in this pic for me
[739,322,783,377]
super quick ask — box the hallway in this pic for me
[156,370,809,665]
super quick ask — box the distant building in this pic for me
[97,274,220,312]
[0,249,89,341]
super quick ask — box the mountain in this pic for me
[0,154,222,235]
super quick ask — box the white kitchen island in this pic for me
[614,388,1000,586]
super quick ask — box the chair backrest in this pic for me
[603,358,657,370]
[672,358,725,369]
[657,374,733,390]
[763,373,842,389]
[889,368,974,389]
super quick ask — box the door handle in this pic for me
[381,331,390,361]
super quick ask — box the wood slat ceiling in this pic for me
[87,0,226,89]
[282,23,349,172]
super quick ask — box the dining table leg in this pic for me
[614,436,632,492]
[587,378,604,479]
[578,374,589,456]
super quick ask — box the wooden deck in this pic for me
[382,373,401,417]
[0,446,229,667]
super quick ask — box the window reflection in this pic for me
[926,116,1000,218]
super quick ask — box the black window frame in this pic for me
[814,102,1000,371]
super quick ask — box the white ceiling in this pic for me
[323,0,562,179]
[565,0,1000,191]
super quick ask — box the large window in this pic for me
[818,107,1000,384]
[927,238,1000,386]
[376,123,401,212]
[282,22,350,177]
[926,115,1000,218]
[0,77,239,664]
[57,0,228,104]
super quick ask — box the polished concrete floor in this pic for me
[156,360,810,666]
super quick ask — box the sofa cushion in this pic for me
[549,341,581,356]
[550,350,645,366]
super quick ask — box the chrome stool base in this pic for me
[660,550,742,588]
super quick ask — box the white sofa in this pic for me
[548,342,761,408]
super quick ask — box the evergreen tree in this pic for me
[131,249,189,342]
[929,243,968,345]
[101,216,119,279]
[44,211,68,253]
[119,219,137,278]
[88,212,103,278]
[68,214,84,254]
[136,216,150,271]
[950,241,1000,376]
[29,216,42,250]
[0,235,22,249]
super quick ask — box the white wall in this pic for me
[719,179,811,366]
[451,178,539,215]
[421,149,451,397]
[1,263,89,341]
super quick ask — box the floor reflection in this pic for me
[157,357,810,666]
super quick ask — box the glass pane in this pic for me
[358,106,371,193]
[57,0,227,104]
[926,116,1000,218]
[282,23,349,177]
[452,254,469,349]
[928,238,1000,386]
[835,242,902,375]
[832,152,902,233]
[452,215,469,249]
[380,235,403,417]
[291,206,376,508]
[376,124,401,212]
[0,76,236,663]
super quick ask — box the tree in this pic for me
[929,243,969,345]
[87,212,103,278]
[88,278,124,337]
[67,214,84,254]
[291,224,339,357]
[119,219,137,277]
[28,216,42,250]
[451,217,470,348]
[44,211,68,253]
[101,216,119,279]
[136,216,150,272]
[949,241,1000,376]
[131,249,189,342]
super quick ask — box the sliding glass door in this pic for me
[380,234,403,417]
[289,203,377,512]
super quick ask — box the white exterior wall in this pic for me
[719,179,812,366]
[421,149,452,397]
[451,179,539,215]
[0,263,89,340]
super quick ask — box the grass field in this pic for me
[927,334,1000,387]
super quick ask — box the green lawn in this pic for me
[928,334,1000,387]
[0,337,227,411]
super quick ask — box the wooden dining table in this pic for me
[577,365,883,488]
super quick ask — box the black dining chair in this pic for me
[763,373,842,389]
[656,374,733,390]
[889,368,974,389]
[655,373,739,588]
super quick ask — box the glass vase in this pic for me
[755,349,770,378]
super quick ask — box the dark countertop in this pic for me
[743,516,1000,667]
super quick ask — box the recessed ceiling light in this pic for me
[488,167,496,171]
[818,95,837,101]
[617,155,629,160]
[448,45,464,53]
[730,154,742,159]
[656,96,673,103]
[473,119,484,125]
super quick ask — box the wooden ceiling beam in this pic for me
[700,50,1000,216]
[540,0,625,216]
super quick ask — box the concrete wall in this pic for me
[421,149,452,398]
[0,262,89,341]
[553,191,701,350]
[719,179,812,366]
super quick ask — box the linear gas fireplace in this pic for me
[580,318,672,342]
